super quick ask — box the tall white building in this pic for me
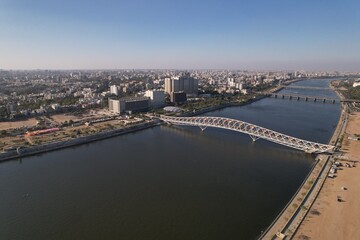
[144,90,165,108]
[110,85,119,96]
[108,99,121,114]
[164,77,172,94]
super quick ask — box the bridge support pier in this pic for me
[249,134,259,142]
[160,116,335,153]
[199,126,207,132]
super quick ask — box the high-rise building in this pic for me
[110,85,119,95]
[108,99,121,114]
[164,73,198,95]
[144,90,165,108]
[164,77,172,94]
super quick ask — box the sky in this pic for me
[0,0,359,71]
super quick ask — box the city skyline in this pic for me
[1,0,360,71]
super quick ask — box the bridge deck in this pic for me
[270,93,360,103]
[161,116,335,153]
[281,85,331,90]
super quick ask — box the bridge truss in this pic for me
[161,116,335,154]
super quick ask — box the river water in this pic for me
[0,79,340,240]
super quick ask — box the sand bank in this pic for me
[294,112,360,240]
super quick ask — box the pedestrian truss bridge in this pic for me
[160,116,335,154]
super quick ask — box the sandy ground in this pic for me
[51,110,115,124]
[294,112,360,240]
[0,118,38,130]
[0,118,129,150]
[51,114,82,123]
[0,109,125,150]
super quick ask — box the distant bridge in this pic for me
[281,85,331,90]
[271,94,338,103]
[161,116,335,154]
[270,93,360,103]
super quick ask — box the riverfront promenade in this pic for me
[293,111,360,240]
[292,83,360,239]
[258,154,332,240]
[0,94,266,163]
[259,91,346,240]
[0,120,161,162]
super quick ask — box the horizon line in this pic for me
[1,68,359,73]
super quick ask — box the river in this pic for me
[0,79,340,240]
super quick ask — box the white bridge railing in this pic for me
[160,116,335,154]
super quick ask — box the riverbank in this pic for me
[0,120,161,162]
[259,81,345,240]
[293,113,360,239]
[0,94,266,162]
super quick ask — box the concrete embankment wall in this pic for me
[0,121,160,162]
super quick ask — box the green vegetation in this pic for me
[181,94,254,111]
[251,83,274,92]
[19,96,80,111]
[348,86,360,99]
[335,79,360,99]
[0,106,8,118]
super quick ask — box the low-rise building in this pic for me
[170,91,187,104]
[109,97,150,114]
[353,80,360,87]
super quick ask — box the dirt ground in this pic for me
[294,112,360,240]
[0,118,38,130]
[0,118,129,150]
[51,114,82,123]
[51,110,115,124]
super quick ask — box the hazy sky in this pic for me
[0,0,359,71]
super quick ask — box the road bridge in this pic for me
[271,93,338,103]
[160,116,335,154]
[281,85,331,90]
[270,93,360,103]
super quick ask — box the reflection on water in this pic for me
[162,124,310,160]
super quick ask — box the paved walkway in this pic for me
[259,155,330,240]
